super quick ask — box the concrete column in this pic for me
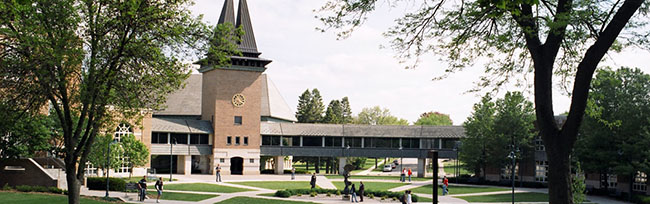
[338,157,346,175]
[417,158,426,178]
[274,156,284,174]
[184,155,192,175]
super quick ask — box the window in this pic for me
[441,139,458,149]
[325,137,342,147]
[608,174,618,188]
[190,134,209,145]
[535,160,548,182]
[365,138,399,148]
[244,137,248,145]
[117,157,131,173]
[421,139,440,149]
[302,137,322,147]
[227,136,232,145]
[171,133,187,144]
[402,138,420,149]
[501,164,519,180]
[262,136,281,146]
[235,137,240,145]
[114,123,132,142]
[220,158,225,163]
[85,162,97,176]
[534,136,545,151]
[344,137,362,147]
[250,159,254,163]
[152,132,168,144]
[633,172,647,192]
[234,116,242,125]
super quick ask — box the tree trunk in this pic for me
[315,158,320,173]
[66,163,81,204]
[306,160,309,171]
[546,142,572,204]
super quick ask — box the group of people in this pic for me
[400,190,413,204]
[348,181,365,203]
[136,176,164,203]
[400,168,413,182]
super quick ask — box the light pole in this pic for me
[105,139,117,198]
[452,143,458,183]
[508,145,519,204]
[170,137,177,182]
[399,147,403,177]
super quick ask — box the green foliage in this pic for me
[341,97,353,123]
[354,106,409,125]
[120,134,149,178]
[274,190,291,198]
[86,177,127,192]
[575,67,650,181]
[87,134,123,173]
[296,89,325,123]
[324,100,343,124]
[0,103,57,158]
[571,162,586,204]
[460,92,536,175]
[414,111,453,126]
[13,185,64,194]
[2,183,12,191]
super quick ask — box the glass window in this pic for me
[442,139,457,149]
[262,136,281,146]
[420,139,439,149]
[344,137,362,147]
[85,162,96,176]
[114,123,132,142]
[365,138,398,148]
[633,172,647,192]
[402,138,420,149]
[535,160,548,182]
[302,137,322,147]
[501,164,519,180]
[200,134,209,144]
[234,116,242,125]
[291,136,301,146]
[190,134,209,145]
[220,158,224,163]
[227,136,232,145]
[325,137,342,147]
[250,159,254,163]
[151,132,168,144]
[171,133,187,144]
[244,137,248,145]
[235,137,240,145]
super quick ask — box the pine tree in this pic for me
[296,90,312,123]
[324,100,343,124]
[309,89,325,123]
[341,97,353,123]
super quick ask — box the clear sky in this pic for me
[189,0,649,125]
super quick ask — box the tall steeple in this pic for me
[236,0,258,55]
[217,0,235,25]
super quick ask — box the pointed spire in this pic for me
[218,0,235,25]
[236,0,258,54]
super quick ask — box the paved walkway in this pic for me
[355,159,385,175]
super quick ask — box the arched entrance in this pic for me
[230,157,243,175]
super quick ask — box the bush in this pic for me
[336,190,341,195]
[15,185,34,192]
[13,185,60,193]
[283,169,311,174]
[633,194,650,204]
[326,192,331,197]
[2,183,12,191]
[87,177,126,191]
[274,190,291,198]
[310,192,317,197]
[48,187,64,194]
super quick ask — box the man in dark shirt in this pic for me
[310,173,316,189]
[358,181,365,202]
[138,176,147,202]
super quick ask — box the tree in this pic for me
[0,102,55,158]
[460,92,536,178]
[309,89,326,122]
[318,0,648,202]
[460,95,496,178]
[324,99,343,124]
[574,67,650,200]
[355,106,409,125]
[296,90,313,123]
[341,97,353,123]
[414,111,453,126]
[86,134,123,176]
[121,134,149,179]
[0,0,238,203]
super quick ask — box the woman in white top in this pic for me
[406,190,412,204]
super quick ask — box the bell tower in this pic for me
[200,0,271,175]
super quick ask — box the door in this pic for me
[230,157,243,175]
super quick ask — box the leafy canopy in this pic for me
[414,111,453,126]
[354,106,409,125]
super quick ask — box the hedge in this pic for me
[260,169,312,174]
[274,189,419,202]
[87,177,127,191]
[9,185,65,194]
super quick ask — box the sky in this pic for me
[188,0,649,125]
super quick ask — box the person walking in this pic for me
[406,190,412,204]
[137,176,147,202]
[400,191,407,204]
[358,181,365,202]
[310,173,316,189]
[350,183,359,203]
[291,167,296,180]
[154,177,163,203]
[442,176,449,195]
[407,168,412,182]
[400,168,406,182]
[215,164,222,182]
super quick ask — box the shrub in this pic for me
[392,197,398,201]
[48,187,64,194]
[381,196,387,200]
[86,177,126,191]
[336,190,341,195]
[310,192,317,197]
[15,185,34,192]
[326,192,331,197]
[2,183,12,191]
[633,194,650,204]
[296,193,302,197]
[274,190,291,198]
[368,194,374,199]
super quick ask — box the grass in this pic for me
[228,181,318,190]
[146,191,217,201]
[325,175,431,181]
[257,193,276,197]
[214,196,316,204]
[409,184,508,195]
[332,181,406,191]
[457,192,549,202]
[147,183,251,193]
[0,191,117,204]
[416,196,433,202]
[442,160,471,176]
[122,177,175,183]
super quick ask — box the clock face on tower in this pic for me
[232,93,246,107]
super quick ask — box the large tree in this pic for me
[121,134,149,179]
[0,0,238,203]
[460,95,496,178]
[414,111,453,126]
[355,106,409,125]
[0,102,56,158]
[318,0,648,202]
[295,89,326,123]
[324,99,344,124]
[574,67,650,199]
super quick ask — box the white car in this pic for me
[383,164,393,172]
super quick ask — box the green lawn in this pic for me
[0,192,116,204]
[457,192,549,202]
[416,196,433,202]
[442,160,471,176]
[332,181,406,191]
[228,181,318,190]
[146,191,217,201]
[214,196,316,204]
[410,184,508,195]
[122,177,175,183]
[147,183,251,193]
[325,175,431,181]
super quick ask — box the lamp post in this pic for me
[170,137,177,182]
[508,145,519,204]
[105,140,117,198]
[399,147,403,179]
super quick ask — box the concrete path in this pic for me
[316,175,337,189]
[355,159,385,175]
